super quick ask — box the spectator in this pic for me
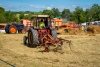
[51,21,54,27]
[55,22,58,30]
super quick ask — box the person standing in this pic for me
[55,22,58,30]
[51,21,54,27]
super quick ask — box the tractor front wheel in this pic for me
[9,25,17,34]
[28,28,39,47]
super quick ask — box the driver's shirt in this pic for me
[39,22,44,29]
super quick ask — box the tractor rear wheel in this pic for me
[51,29,57,40]
[28,28,39,47]
[9,25,17,34]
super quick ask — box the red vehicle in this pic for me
[24,15,57,46]
[23,15,72,52]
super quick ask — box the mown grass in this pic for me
[0,33,100,67]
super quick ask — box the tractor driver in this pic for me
[39,19,45,29]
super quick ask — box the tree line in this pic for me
[0,4,100,24]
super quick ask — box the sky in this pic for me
[0,0,100,12]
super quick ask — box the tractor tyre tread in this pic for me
[28,28,39,47]
[23,36,27,45]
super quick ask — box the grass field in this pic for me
[0,33,100,67]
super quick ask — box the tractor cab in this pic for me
[31,15,51,29]
[31,15,53,37]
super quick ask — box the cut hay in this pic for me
[57,26,100,35]
[87,25,100,34]
[57,28,86,35]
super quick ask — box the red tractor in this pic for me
[23,15,72,52]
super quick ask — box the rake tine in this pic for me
[68,40,72,51]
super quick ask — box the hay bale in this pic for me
[87,26,100,34]
[57,28,67,35]
[57,28,86,35]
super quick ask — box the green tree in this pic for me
[5,10,11,23]
[34,11,42,15]
[19,13,24,19]
[73,6,86,24]
[85,4,100,22]
[10,12,18,22]
[23,14,31,20]
[0,7,6,23]
[0,14,6,23]
[0,7,5,14]
[62,9,71,21]
[90,4,100,21]
[52,8,60,17]
[85,9,93,22]
[42,9,54,18]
